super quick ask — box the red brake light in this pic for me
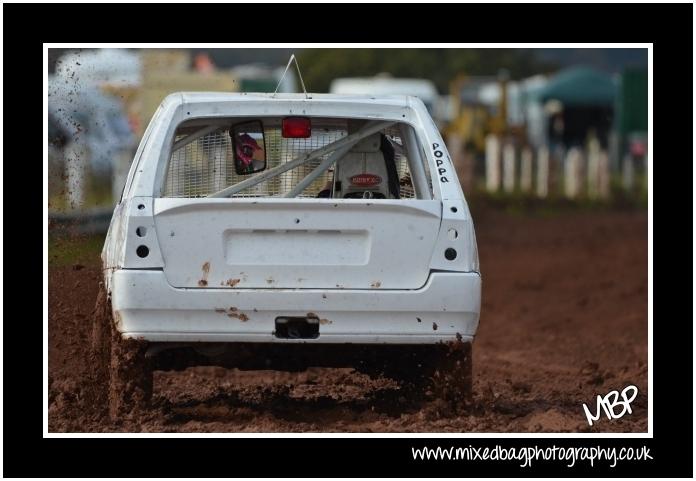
[282,117,312,138]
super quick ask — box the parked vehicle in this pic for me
[98,92,481,416]
[330,75,447,127]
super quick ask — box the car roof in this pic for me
[173,91,423,108]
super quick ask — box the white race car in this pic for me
[99,92,481,416]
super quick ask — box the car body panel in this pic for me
[153,198,442,290]
[112,270,480,344]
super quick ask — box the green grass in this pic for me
[48,233,106,268]
[48,171,115,212]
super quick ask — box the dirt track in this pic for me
[48,205,648,432]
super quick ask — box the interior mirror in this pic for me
[231,121,266,175]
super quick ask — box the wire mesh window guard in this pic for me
[163,120,422,199]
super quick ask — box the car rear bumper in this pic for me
[110,270,481,344]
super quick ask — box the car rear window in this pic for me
[162,117,426,199]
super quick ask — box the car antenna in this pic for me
[273,53,309,99]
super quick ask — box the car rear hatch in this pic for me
[153,197,441,290]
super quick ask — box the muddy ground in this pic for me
[48,204,648,432]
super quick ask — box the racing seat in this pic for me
[326,133,400,199]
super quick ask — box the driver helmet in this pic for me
[235,133,262,167]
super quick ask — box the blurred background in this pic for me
[47,47,648,231]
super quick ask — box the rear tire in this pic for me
[108,334,153,420]
[429,341,473,407]
[91,283,153,421]
[355,342,473,407]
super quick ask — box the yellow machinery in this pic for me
[445,71,519,155]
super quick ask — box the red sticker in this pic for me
[350,173,382,186]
